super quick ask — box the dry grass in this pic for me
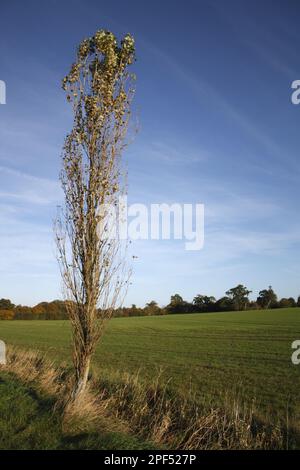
[2,346,289,449]
[95,371,286,450]
[7,346,66,396]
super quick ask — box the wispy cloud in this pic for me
[0,166,61,205]
[148,141,208,164]
[143,40,300,176]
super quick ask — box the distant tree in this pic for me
[248,301,260,310]
[297,296,300,307]
[129,304,145,316]
[170,294,184,305]
[289,297,297,307]
[193,295,216,312]
[278,297,296,308]
[0,309,14,320]
[127,304,138,316]
[30,300,68,320]
[32,303,47,318]
[144,300,161,316]
[115,304,144,317]
[0,298,15,310]
[225,284,252,311]
[215,296,233,312]
[257,286,277,309]
[14,305,34,319]
[167,294,192,314]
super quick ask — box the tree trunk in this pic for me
[71,356,91,402]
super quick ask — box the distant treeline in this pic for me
[0,285,299,320]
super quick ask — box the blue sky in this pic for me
[0,0,300,307]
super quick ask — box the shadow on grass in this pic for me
[0,372,153,450]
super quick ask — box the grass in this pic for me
[0,371,155,450]
[2,348,290,450]
[1,308,300,448]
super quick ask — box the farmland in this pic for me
[1,308,300,420]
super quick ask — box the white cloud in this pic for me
[0,165,62,205]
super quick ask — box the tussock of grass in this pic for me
[2,346,296,450]
[7,347,66,395]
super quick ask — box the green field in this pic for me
[1,308,300,423]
